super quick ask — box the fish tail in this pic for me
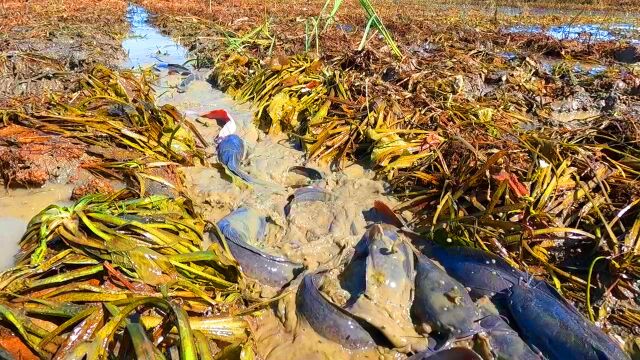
[225,164,286,194]
[233,168,257,184]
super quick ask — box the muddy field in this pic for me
[1,0,640,359]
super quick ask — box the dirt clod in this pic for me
[0,124,90,187]
[71,176,116,200]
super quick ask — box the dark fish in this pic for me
[427,246,566,308]
[177,72,197,92]
[296,274,376,350]
[426,246,523,300]
[506,282,630,360]
[475,297,541,360]
[413,254,478,338]
[407,348,483,360]
[216,208,302,288]
[107,103,138,118]
[216,135,283,192]
[216,134,255,184]
[153,62,192,75]
[341,224,403,297]
[284,187,334,216]
[223,238,302,288]
[346,225,427,352]
[288,166,324,181]
[217,207,266,245]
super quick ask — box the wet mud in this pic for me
[117,8,412,358]
[0,184,74,268]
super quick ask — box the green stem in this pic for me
[586,256,607,322]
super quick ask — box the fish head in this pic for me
[217,207,267,245]
[364,223,401,249]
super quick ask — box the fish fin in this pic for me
[236,169,287,194]
[373,200,406,228]
[594,348,609,360]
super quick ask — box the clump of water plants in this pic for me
[1,0,640,357]
[0,62,255,358]
[0,190,250,359]
[3,65,208,195]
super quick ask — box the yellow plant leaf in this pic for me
[267,92,298,134]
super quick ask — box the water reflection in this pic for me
[122,4,189,68]
[506,23,638,42]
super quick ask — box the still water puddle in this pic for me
[506,23,638,42]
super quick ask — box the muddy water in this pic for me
[0,184,74,268]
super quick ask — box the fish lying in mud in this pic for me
[288,166,324,181]
[296,274,376,350]
[474,297,540,360]
[284,187,335,216]
[217,207,267,245]
[412,254,479,341]
[351,202,625,358]
[346,225,429,352]
[177,72,201,93]
[216,208,303,288]
[216,134,283,192]
[216,134,254,183]
[426,245,568,309]
[507,281,630,360]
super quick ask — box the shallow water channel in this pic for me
[122,3,189,68]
